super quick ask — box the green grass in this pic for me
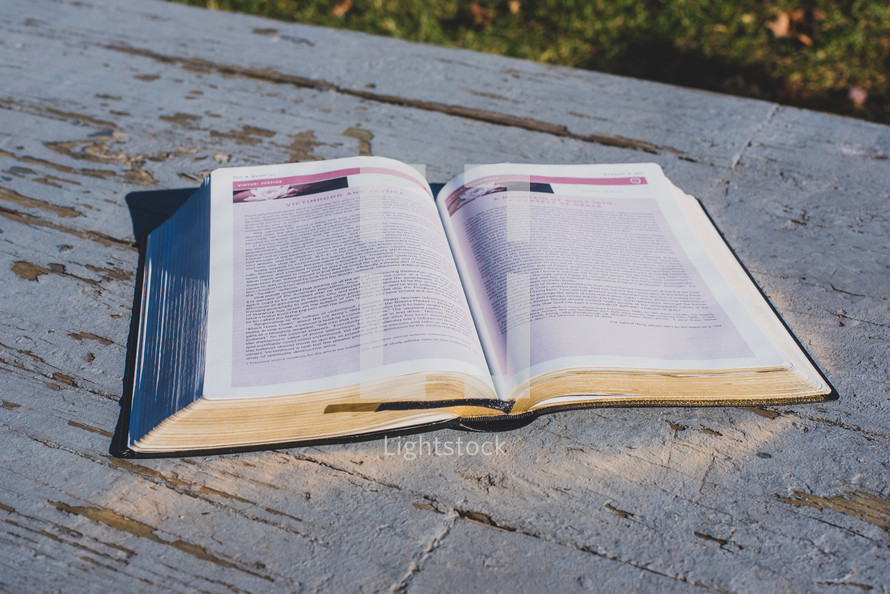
[170,0,890,125]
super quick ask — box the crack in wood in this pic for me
[1,505,153,583]
[455,508,514,531]
[835,312,890,329]
[51,500,273,581]
[788,413,890,440]
[0,147,116,179]
[294,452,729,590]
[692,530,742,551]
[604,502,634,519]
[0,205,137,250]
[828,284,878,299]
[820,580,874,590]
[33,173,82,188]
[104,44,680,155]
[284,451,402,491]
[7,419,328,551]
[739,406,781,419]
[778,491,890,545]
[390,512,457,594]
[67,420,113,438]
[0,186,81,218]
[98,456,328,545]
[77,555,129,576]
[0,358,117,401]
[262,506,302,523]
[412,502,443,514]
[731,104,779,170]
[204,464,283,491]
[0,97,117,130]
[39,107,117,130]
[68,332,114,346]
[496,513,731,592]
[17,345,46,363]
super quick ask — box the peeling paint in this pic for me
[210,125,275,146]
[11,261,50,281]
[159,112,202,126]
[51,372,77,387]
[286,130,321,162]
[343,127,373,156]
[83,263,132,282]
[123,169,157,185]
[44,134,168,186]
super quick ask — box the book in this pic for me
[127,157,833,454]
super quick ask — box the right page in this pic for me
[437,163,831,409]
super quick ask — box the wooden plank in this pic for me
[1,0,888,590]
[2,0,776,167]
[1,370,458,591]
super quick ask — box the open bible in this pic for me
[128,157,832,453]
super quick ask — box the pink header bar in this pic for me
[530,175,647,185]
[232,166,431,196]
[233,168,359,190]
[443,174,649,212]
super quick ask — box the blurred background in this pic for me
[168,0,889,125]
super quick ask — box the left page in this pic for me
[202,157,494,401]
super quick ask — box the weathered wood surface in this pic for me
[1,0,888,591]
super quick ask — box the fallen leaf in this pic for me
[469,2,494,27]
[789,8,806,24]
[848,87,868,107]
[768,11,790,37]
[332,0,352,18]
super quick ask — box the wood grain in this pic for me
[1,0,888,591]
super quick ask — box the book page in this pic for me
[204,157,493,400]
[437,163,786,398]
